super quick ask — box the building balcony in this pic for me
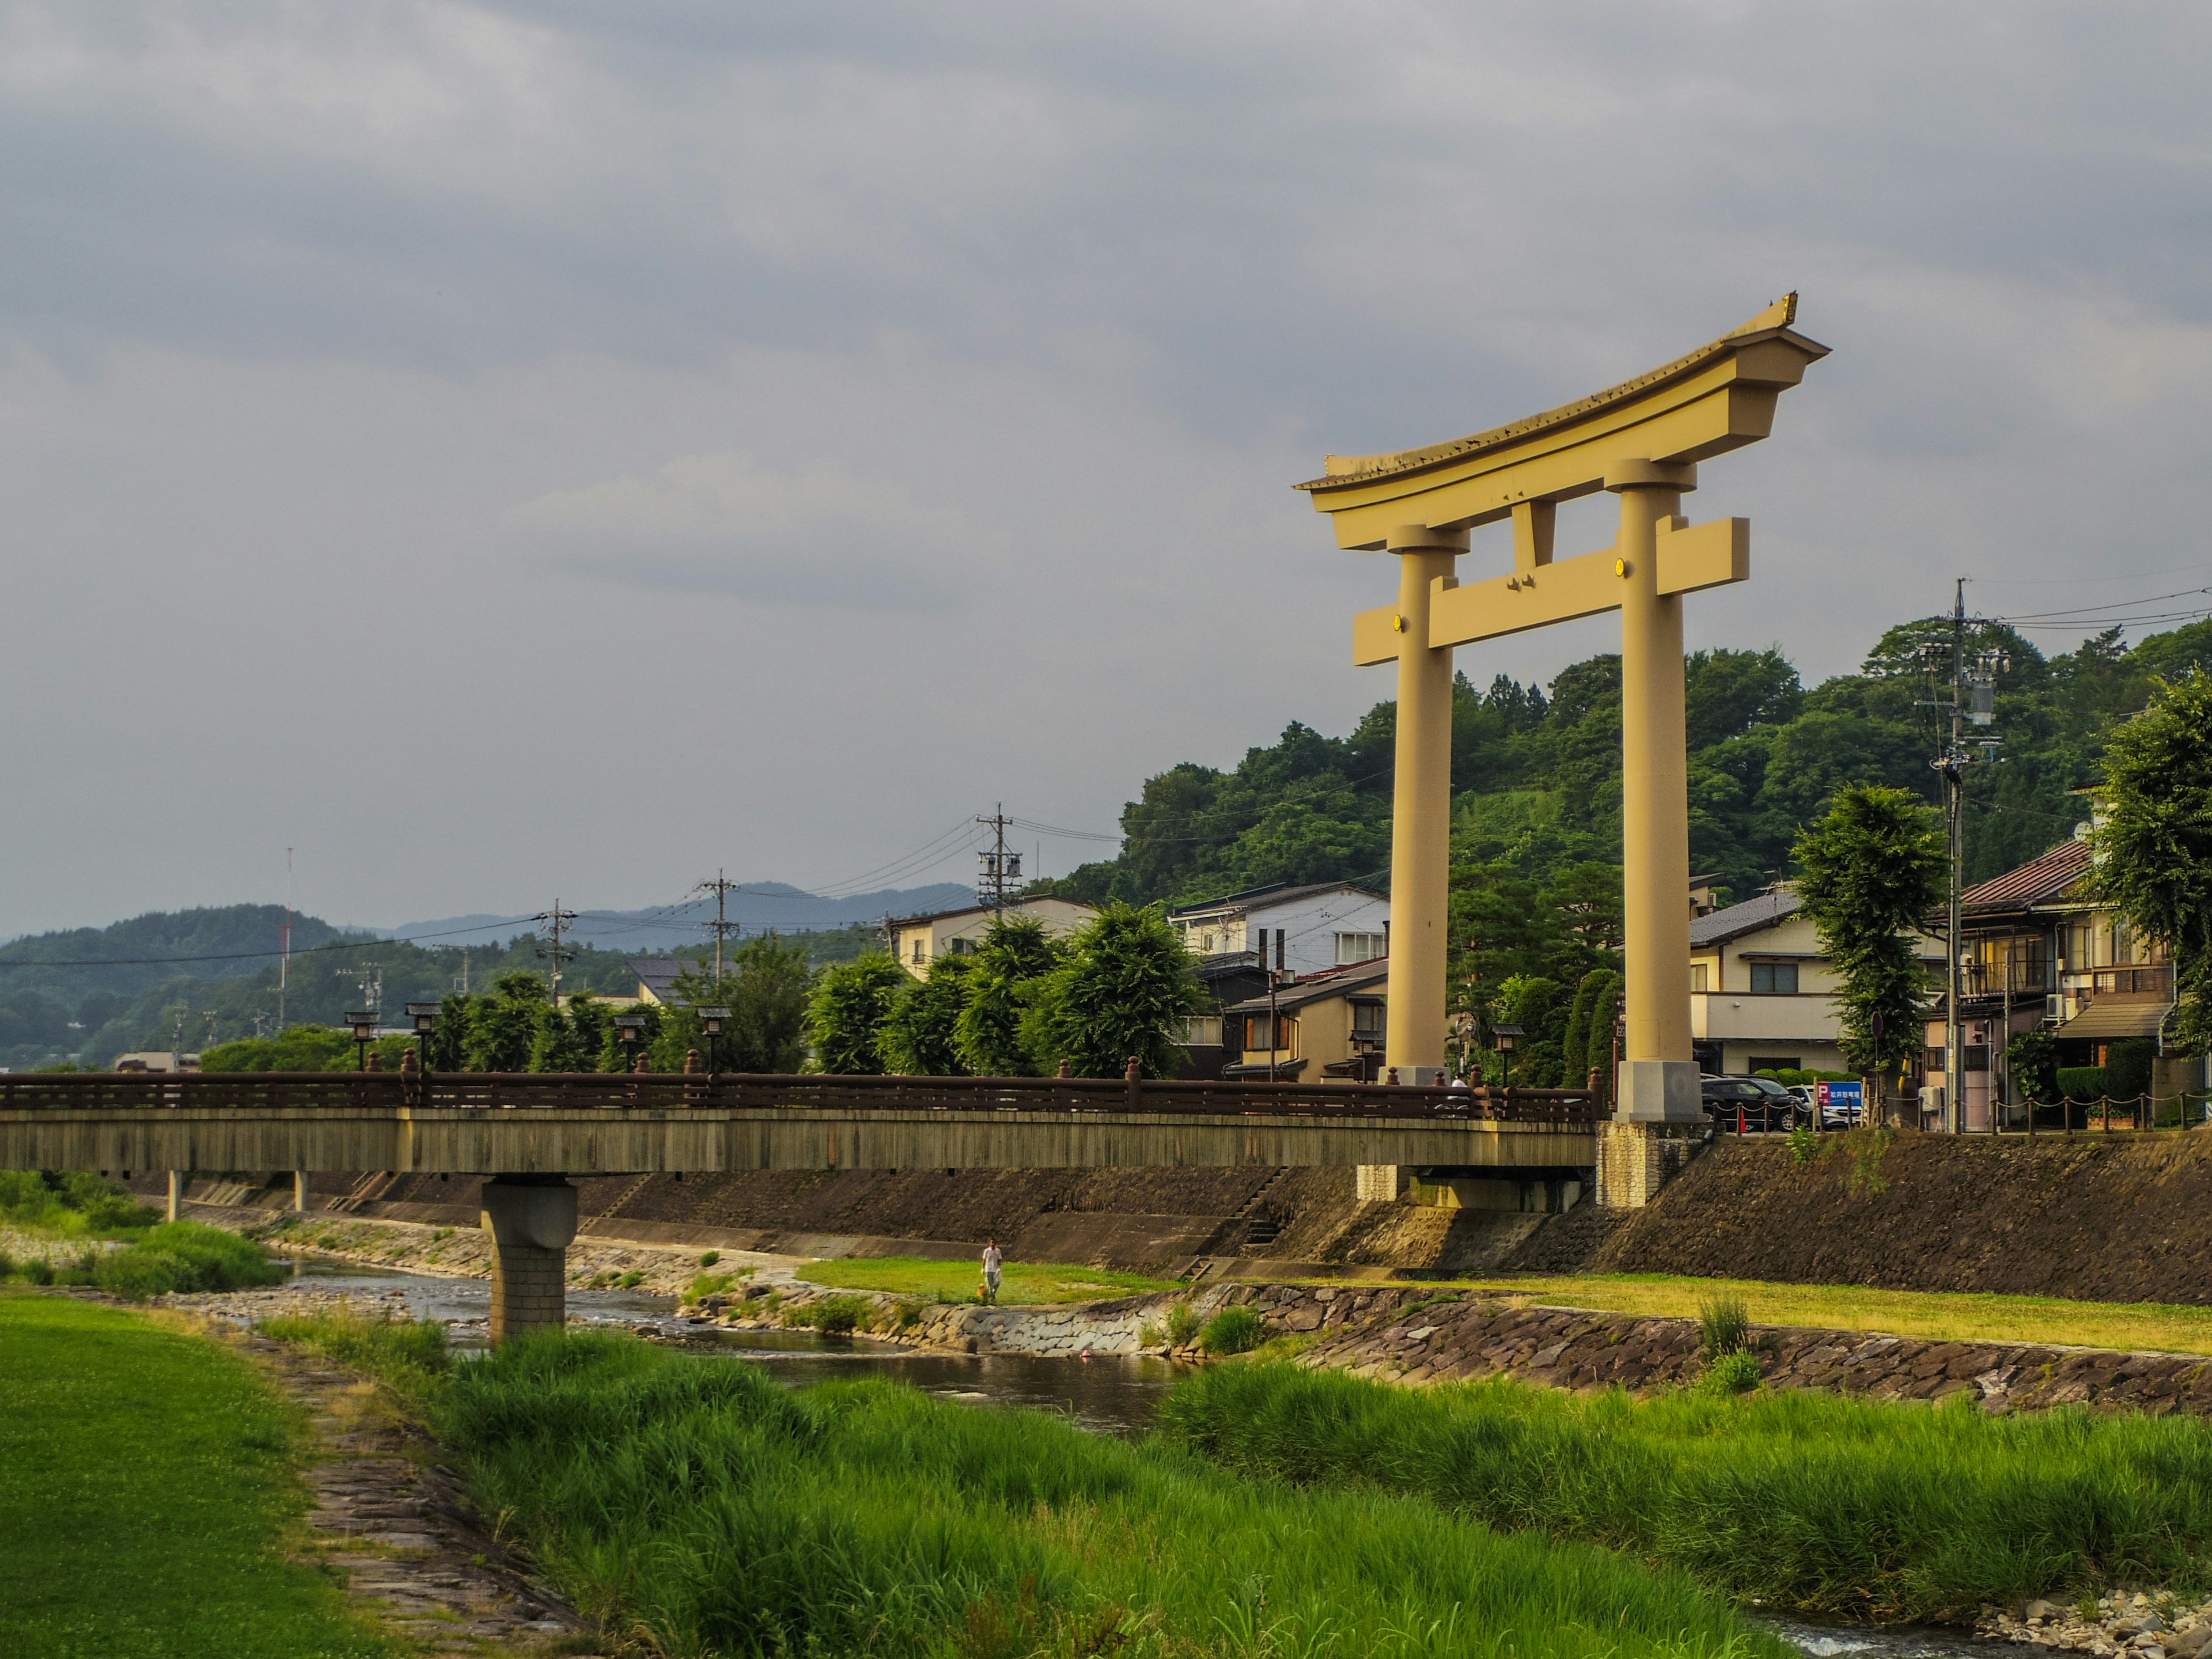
[1691,993,1843,1044]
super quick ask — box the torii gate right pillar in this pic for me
[1610,461,1700,1122]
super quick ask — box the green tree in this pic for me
[200,1025,355,1072]
[2089,670,2212,1053]
[1546,862,1625,980]
[532,991,604,1072]
[426,993,475,1070]
[1021,903,1206,1079]
[955,916,1066,1076]
[1793,786,1944,1108]
[805,956,907,1074]
[464,972,549,1072]
[647,939,812,1071]
[1494,975,1570,1086]
[597,1001,662,1071]
[879,953,974,1075]
[2005,1028,2058,1104]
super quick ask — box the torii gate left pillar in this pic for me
[1299,296,1827,1192]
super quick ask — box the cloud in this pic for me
[509,452,979,612]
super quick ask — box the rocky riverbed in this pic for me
[1979,1592,2212,1655]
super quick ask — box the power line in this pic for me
[532,900,578,1005]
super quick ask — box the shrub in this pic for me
[1199,1306,1266,1356]
[2058,1066,2108,1103]
[1166,1301,1199,1347]
[699,1250,720,1268]
[793,1294,870,1335]
[21,1257,53,1285]
[91,1224,283,1301]
[1787,1124,1817,1165]
[688,1273,736,1301]
[1696,1294,1750,1358]
[617,1271,643,1289]
[1139,1320,1165,1349]
[0,1247,12,1279]
[94,1248,195,1300]
[1702,1349,1763,1395]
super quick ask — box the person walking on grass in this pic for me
[982,1237,1003,1306]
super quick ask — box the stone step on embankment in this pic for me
[1217,1283,2212,1415]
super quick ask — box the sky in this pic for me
[3,1,2210,938]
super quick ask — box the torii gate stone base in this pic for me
[1300,297,1828,1207]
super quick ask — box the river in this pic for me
[276,1256,2029,1659]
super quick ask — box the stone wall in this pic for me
[1215,1283,2212,1415]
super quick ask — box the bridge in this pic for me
[1,1070,1599,1340]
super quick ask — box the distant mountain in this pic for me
[380,882,978,952]
[0,904,368,1011]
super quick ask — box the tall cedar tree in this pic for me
[1021,902,1207,1079]
[805,956,907,1074]
[2089,671,2212,1054]
[954,916,1065,1077]
[879,953,974,1075]
[1793,785,1944,1095]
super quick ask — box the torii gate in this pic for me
[1297,296,1827,1127]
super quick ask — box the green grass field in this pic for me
[1437,1272,2212,1355]
[0,1294,389,1659]
[795,1253,1176,1304]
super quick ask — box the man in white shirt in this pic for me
[981,1238,1003,1305]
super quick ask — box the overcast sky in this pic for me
[3,1,2209,938]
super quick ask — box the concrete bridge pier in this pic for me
[480,1176,578,1344]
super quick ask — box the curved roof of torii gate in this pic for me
[1296,294,1830,550]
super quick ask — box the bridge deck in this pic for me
[0,1072,1600,1175]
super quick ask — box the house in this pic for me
[626,957,686,1006]
[113,1051,199,1073]
[1687,886,1922,1077]
[886,896,1096,980]
[1167,881,1390,979]
[1929,836,2183,1127]
[1219,959,1390,1081]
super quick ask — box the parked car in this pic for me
[1700,1073,1802,1132]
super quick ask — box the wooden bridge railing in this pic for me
[0,1071,1602,1124]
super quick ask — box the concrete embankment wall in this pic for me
[1218,1283,2212,1416]
[1500,1131,2212,1305]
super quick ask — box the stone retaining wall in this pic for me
[1216,1284,2212,1415]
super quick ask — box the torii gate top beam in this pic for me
[1295,294,1829,552]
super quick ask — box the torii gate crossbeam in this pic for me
[1298,296,1827,1131]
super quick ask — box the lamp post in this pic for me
[613,1014,647,1067]
[1493,1022,1524,1089]
[404,1002,439,1075]
[696,1006,731,1074]
[343,1009,378,1072]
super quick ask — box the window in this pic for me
[948,936,973,956]
[1180,1015,1223,1047]
[910,937,925,965]
[1748,961,1798,994]
[1244,1013,1296,1054]
[1336,931,1386,964]
[1690,963,1710,994]
[1351,1002,1385,1038]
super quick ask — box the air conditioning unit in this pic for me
[1919,1084,1945,1118]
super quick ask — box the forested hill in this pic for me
[0,906,363,1007]
[1041,615,2212,910]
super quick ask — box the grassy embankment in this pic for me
[796,1254,1176,1305]
[0,1296,390,1659]
[1161,1362,2212,1623]
[0,1171,286,1298]
[271,1313,1788,1659]
[1439,1272,2212,1355]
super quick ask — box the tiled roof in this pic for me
[1689,888,1801,949]
[1959,839,2091,913]
[1168,880,1385,918]
[1222,960,1389,1014]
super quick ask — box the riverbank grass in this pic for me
[1437,1272,2212,1355]
[796,1253,1174,1304]
[0,1294,389,1659]
[1161,1361,2212,1623]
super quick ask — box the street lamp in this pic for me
[1492,1022,1523,1087]
[404,1002,439,1074]
[696,1006,731,1074]
[613,1014,647,1065]
[343,1009,378,1072]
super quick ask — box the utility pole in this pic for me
[976,805,1021,916]
[278,847,293,1031]
[695,870,740,983]
[1921,580,2009,1135]
[533,901,578,1005]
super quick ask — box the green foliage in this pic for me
[803,955,907,1074]
[404,1332,1777,1659]
[876,952,974,1075]
[1696,1293,1751,1357]
[647,938,812,1073]
[92,1222,285,1301]
[1841,1125,1895,1198]
[699,1250,719,1267]
[1198,1305,1267,1355]
[462,971,548,1071]
[0,1169,162,1233]
[200,1024,357,1072]
[2090,669,2212,1052]
[259,1309,451,1414]
[1701,1348,1764,1395]
[688,1273,737,1301]
[2105,1038,2156,1104]
[785,1293,870,1334]
[2008,1029,2060,1103]
[1021,902,1206,1079]
[1794,785,1944,1080]
[2058,1066,2109,1103]
[950,915,1066,1075]
[1160,1359,2212,1622]
[1167,1301,1200,1346]
[1787,1124,1818,1165]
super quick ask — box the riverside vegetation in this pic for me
[270,1314,1791,1659]
[1158,1363,2212,1623]
[0,1171,283,1298]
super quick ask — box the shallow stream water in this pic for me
[276,1257,2027,1658]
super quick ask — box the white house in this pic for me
[1168,880,1390,979]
